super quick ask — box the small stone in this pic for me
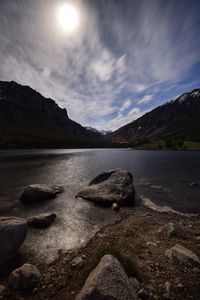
[111,203,120,211]
[177,283,183,289]
[165,282,171,295]
[163,293,169,298]
[159,223,183,237]
[71,256,84,269]
[143,213,152,218]
[146,242,157,246]
[138,288,149,299]
[153,295,158,300]
[189,182,198,187]
[193,267,200,273]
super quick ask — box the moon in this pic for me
[58,3,79,32]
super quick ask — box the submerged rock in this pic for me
[165,244,200,265]
[8,263,41,291]
[27,213,57,228]
[0,217,27,264]
[76,169,135,206]
[75,254,137,300]
[20,184,63,204]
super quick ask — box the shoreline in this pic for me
[2,201,200,300]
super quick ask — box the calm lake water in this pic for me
[0,149,200,263]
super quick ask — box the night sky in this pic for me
[0,0,200,130]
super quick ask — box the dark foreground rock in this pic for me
[8,263,41,292]
[20,184,63,204]
[0,217,27,264]
[27,213,57,228]
[75,254,137,300]
[76,169,135,206]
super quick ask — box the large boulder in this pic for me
[0,217,27,264]
[20,184,63,204]
[165,244,200,265]
[8,263,41,291]
[76,169,135,206]
[27,213,57,228]
[75,254,137,300]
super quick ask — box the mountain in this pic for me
[86,127,112,136]
[109,89,200,145]
[0,81,103,149]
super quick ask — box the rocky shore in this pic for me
[0,169,200,299]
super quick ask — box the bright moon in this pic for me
[58,4,79,32]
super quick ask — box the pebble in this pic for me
[71,256,84,269]
[138,288,149,299]
[193,267,200,273]
[165,281,171,296]
[146,242,157,246]
[111,203,120,211]
[177,283,183,289]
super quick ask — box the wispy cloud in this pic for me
[138,94,154,104]
[0,0,199,131]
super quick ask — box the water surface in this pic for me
[0,149,199,263]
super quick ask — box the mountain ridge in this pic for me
[108,88,200,145]
[0,80,199,149]
[0,80,103,148]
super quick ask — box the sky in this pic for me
[0,0,200,131]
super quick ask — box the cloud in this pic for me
[138,94,154,104]
[132,83,147,93]
[119,98,132,113]
[0,0,199,131]
[99,107,148,131]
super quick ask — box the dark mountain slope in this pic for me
[0,81,102,148]
[109,89,200,144]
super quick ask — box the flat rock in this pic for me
[27,213,57,228]
[0,217,27,264]
[20,184,63,204]
[8,263,41,291]
[76,169,135,206]
[165,244,200,265]
[75,254,137,300]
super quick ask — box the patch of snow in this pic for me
[178,94,188,104]
[191,91,200,98]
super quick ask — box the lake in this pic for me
[0,149,199,263]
